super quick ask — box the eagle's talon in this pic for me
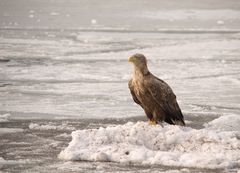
[149,119,157,125]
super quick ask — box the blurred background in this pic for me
[0,0,239,119]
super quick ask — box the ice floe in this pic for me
[59,120,240,170]
[29,123,75,131]
[0,157,30,165]
[0,113,10,122]
[0,128,24,135]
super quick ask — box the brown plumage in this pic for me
[128,53,185,126]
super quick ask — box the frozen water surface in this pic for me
[0,30,239,119]
[0,0,240,172]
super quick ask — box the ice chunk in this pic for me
[0,113,10,122]
[217,20,224,25]
[0,128,24,135]
[50,12,60,16]
[59,122,240,169]
[0,157,30,165]
[91,19,97,24]
[29,123,75,131]
[28,14,34,18]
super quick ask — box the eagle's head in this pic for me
[128,53,147,68]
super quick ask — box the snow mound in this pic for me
[204,114,240,131]
[59,122,240,169]
[29,123,75,131]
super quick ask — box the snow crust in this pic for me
[59,121,240,169]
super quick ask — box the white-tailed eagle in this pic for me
[128,53,185,126]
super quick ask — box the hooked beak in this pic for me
[128,56,135,63]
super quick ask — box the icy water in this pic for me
[0,0,240,172]
[0,117,228,173]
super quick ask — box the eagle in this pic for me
[128,53,185,126]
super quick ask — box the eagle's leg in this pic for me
[148,119,157,125]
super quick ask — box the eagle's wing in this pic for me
[146,78,185,126]
[128,79,142,107]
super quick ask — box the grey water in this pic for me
[0,0,240,172]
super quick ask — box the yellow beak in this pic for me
[128,56,135,62]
